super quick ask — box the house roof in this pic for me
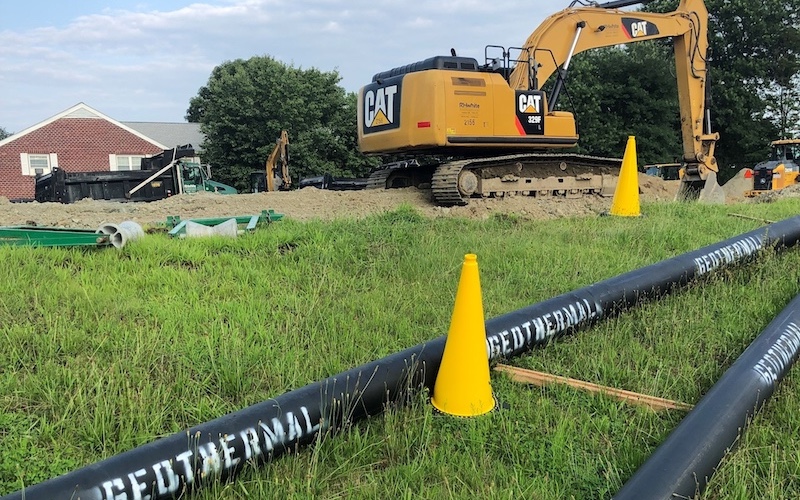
[0,102,168,149]
[123,122,205,153]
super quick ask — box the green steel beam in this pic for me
[0,226,112,248]
[166,210,284,238]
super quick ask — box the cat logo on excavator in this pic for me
[518,93,541,114]
[622,18,660,38]
[363,83,401,132]
[515,91,545,135]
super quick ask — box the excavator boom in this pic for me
[508,0,718,191]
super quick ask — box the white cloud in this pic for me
[0,0,566,132]
[322,21,343,33]
[405,17,433,29]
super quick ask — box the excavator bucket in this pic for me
[675,171,725,203]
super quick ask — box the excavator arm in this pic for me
[508,0,719,196]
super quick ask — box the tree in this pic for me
[764,74,800,138]
[187,56,378,191]
[0,127,10,140]
[556,43,682,166]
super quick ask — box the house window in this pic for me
[20,153,57,176]
[112,155,144,171]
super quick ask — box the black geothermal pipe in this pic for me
[615,292,800,499]
[5,215,800,500]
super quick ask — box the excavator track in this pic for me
[365,168,392,190]
[365,160,430,190]
[431,160,472,206]
[431,153,621,207]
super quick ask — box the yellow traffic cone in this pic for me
[610,136,641,217]
[431,254,495,417]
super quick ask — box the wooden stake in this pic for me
[728,213,775,224]
[495,364,693,412]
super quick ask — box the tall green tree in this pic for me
[0,127,10,140]
[186,56,378,190]
[764,74,800,138]
[556,42,682,166]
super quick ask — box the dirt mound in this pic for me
[747,182,800,203]
[0,173,681,229]
[723,169,754,203]
[774,184,800,198]
[638,175,681,201]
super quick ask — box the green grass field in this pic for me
[2,200,800,499]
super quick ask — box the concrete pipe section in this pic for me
[96,221,144,249]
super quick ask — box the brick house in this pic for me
[0,103,203,201]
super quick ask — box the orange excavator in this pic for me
[357,0,721,205]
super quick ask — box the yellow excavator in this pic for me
[357,0,721,205]
[253,130,291,192]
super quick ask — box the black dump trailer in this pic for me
[34,146,202,203]
[35,167,178,203]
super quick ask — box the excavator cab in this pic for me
[771,139,800,165]
[181,166,202,193]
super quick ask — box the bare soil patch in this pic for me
[1,173,683,230]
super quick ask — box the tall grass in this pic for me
[2,199,800,498]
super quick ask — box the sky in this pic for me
[0,0,568,134]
